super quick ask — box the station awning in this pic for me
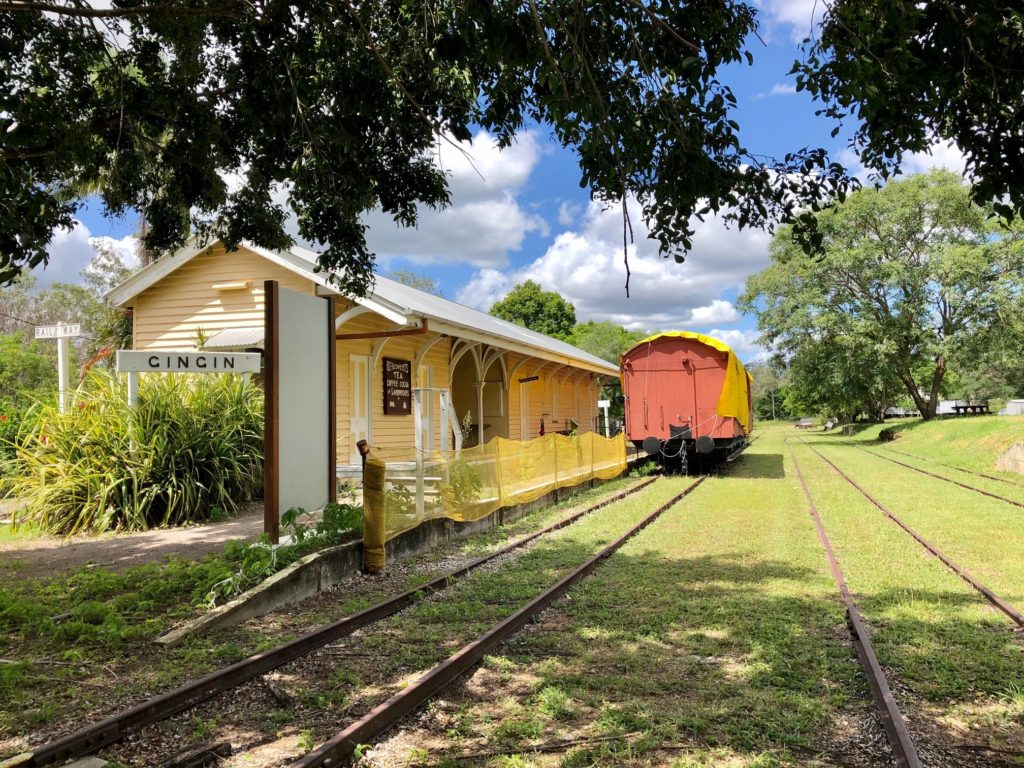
[204,327,264,350]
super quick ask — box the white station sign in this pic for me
[116,350,262,373]
[35,323,81,339]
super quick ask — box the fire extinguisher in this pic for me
[539,416,545,436]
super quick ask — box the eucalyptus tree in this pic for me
[740,171,1024,419]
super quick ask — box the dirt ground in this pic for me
[0,501,264,578]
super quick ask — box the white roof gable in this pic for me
[107,240,618,375]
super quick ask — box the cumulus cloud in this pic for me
[839,139,968,181]
[362,130,548,268]
[706,329,769,362]
[755,82,799,99]
[32,222,139,287]
[755,0,825,42]
[456,198,770,333]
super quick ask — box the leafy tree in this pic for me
[780,336,903,423]
[490,281,576,341]
[566,321,645,365]
[740,171,1024,419]
[0,333,54,403]
[386,270,444,297]
[745,361,791,421]
[2,0,862,292]
[797,1,1024,218]
[567,320,646,427]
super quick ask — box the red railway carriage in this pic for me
[621,332,752,472]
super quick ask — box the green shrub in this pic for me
[9,371,263,535]
[203,501,362,606]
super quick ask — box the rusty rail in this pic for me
[860,446,1024,509]
[787,444,921,768]
[800,440,1024,628]
[879,445,1024,488]
[25,478,660,768]
[292,478,707,767]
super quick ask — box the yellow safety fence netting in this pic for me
[370,431,627,540]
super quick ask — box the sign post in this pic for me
[35,324,81,414]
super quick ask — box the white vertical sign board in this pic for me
[598,398,611,437]
[267,285,332,534]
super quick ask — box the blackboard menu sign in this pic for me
[383,357,412,415]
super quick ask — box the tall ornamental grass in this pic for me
[9,371,263,535]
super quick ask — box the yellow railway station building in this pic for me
[106,240,619,478]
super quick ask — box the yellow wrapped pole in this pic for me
[363,452,387,573]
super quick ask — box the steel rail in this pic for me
[292,478,707,767]
[862,447,1024,507]
[799,439,1024,629]
[787,444,921,768]
[878,445,1024,488]
[25,477,659,768]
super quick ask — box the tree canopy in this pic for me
[798,1,1024,218]
[2,0,860,292]
[740,170,1024,420]
[489,280,576,341]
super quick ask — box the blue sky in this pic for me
[37,0,963,361]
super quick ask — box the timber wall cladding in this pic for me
[506,353,597,440]
[132,244,315,350]
[333,307,450,459]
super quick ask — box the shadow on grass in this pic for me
[732,452,785,479]
[487,548,1024,765]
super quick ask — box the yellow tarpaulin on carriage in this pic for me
[628,331,753,432]
[370,431,627,540]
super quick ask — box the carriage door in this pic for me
[350,354,370,463]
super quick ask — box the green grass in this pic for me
[0,475,647,756]
[801,434,1024,608]
[831,415,1024,480]
[788,436,1024,756]
[400,435,868,766]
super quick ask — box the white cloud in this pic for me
[557,200,581,226]
[706,329,769,362]
[456,198,770,333]
[686,299,740,326]
[32,222,138,287]
[839,138,968,181]
[362,131,548,268]
[755,0,826,43]
[769,83,797,96]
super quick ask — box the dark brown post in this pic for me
[264,279,280,544]
[326,296,337,504]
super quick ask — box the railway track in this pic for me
[858,445,1024,510]
[19,477,661,768]
[787,444,921,768]
[798,438,1024,629]
[292,477,707,766]
[878,445,1024,488]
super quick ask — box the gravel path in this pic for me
[0,501,264,578]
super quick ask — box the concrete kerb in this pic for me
[155,470,633,647]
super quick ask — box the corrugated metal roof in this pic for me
[204,327,264,350]
[287,246,618,374]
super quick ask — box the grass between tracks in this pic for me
[0,475,639,759]
[380,434,875,768]
[801,435,1024,611]
[833,415,1024,484]
[789,438,1024,759]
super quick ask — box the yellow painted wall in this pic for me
[129,243,603,464]
[505,353,599,440]
[334,308,450,462]
[132,243,315,350]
